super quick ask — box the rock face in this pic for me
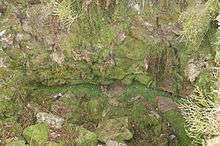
[36,112,64,128]
[23,123,49,146]
[96,117,133,143]
[75,127,98,146]
[185,57,209,82]
[156,96,178,113]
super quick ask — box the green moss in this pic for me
[84,98,105,122]
[178,0,219,68]
[195,70,215,93]
[6,140,29,146]
[75,127,98,146]
[23,123,49,146]
[95,117,133,143]
[0,99,19,120]
[130,103,160,130]
[163,110,192,146]
[2,1,217,145]
[180,0,219,48]
[30,84,106,122]
[121,82,173,103]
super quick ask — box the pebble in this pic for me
[36,112,64,128]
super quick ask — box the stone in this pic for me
[23,123,49,145]
[156,96,178,113]
[104,81,127,97]
[75,127,98,146]
[106,140,128,146]
[36,112,64,128]
[185,56,210,82]
[86,98,104,121]
[96,117,133,143]
[51,93,63,100]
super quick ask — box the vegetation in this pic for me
[0,0,220,146]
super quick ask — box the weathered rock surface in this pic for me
[36,112,64,128]
[75,127,98,146]
[185,57,209,82]
[96,117,133,143]
[23,123,49,145]
[156,96,178,113]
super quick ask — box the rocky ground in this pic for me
[1,0,220,146]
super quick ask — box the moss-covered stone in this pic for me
[96,117,133,143]
[130,103,160,130]
[75,127,98,146]
[162,110,192,146]
[0,99,19,120]
[84,98,105,122]
[6,140,29,146]
[1,0,219,145]
[23,123,49,146]
[178,0,219,67]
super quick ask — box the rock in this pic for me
[169,134,176,140]
[104,81,127,97]
[75,127,98,146]
[36,112,64,128]
[156,96,178,113]
[86,98,104,121]
[168,134,178,146]
[129,96,144,102]
[6,140,29,146]
[51,93,63,100]
[127,2,141,14]
[185,56,210,82]
[106,140,128,146]
[23,123,49,145]
[96,117,133,143]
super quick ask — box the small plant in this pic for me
[52,0,79,30]
[179,86,220,145]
